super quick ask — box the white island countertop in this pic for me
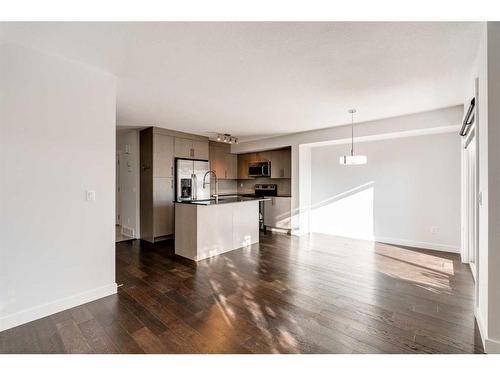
[174,197,267,261]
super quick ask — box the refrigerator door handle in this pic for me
[192,174,197,200]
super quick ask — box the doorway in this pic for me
[116,130,141,242]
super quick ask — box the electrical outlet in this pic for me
[430,226,438,235]
[86,190,96,201]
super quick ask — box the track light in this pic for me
[216,133,237,144]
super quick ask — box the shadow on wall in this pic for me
[310,181,375,240]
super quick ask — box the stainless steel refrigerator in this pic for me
[175,158,210,201]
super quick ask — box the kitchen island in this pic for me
[174,197,265,261]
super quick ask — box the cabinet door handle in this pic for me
[171,179,173,189]
[171,166,174,176]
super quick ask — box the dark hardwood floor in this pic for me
[0,232,484,353]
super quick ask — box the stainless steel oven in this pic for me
[248,161,271,177]
[255,184,277,232]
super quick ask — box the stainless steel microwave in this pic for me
[248,161,271,177]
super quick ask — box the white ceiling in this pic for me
[0,22,482,141]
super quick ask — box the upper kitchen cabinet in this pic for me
[193,140,209,160]
[225,152,238,179]
[174,137,192,159]
[175,137,209,160]
[209,142,237,180]
[237,148,291,179]
[153,134,174,178]
[237,152,258,179]
[270,148,291,179]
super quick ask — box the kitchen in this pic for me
[134,126,292,261]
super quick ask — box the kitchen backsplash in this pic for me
[237,178,291,196]
[211,178,291,196]
[211,179,238,195]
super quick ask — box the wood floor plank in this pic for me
[79,318,120,354]
[32,317,66,354]
[0,233,484,354]
[55,320,93,354]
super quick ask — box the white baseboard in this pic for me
[472,302,500,353]
[485,338,500,354]
[0,283,117,332]
[474,307,487,347]
[374,236,460,253]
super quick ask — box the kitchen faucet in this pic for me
[202,170,219,203]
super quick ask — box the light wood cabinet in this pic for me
[153,134,174,178]
[225,153,237,179]
[209,142,237,180]
[153,177,175,237]
[237,149,291,179]
[270,148,291,179]
[142,129,175,241]
[263,197,292,230]
[175,138,209,160]
[142,128,208,242]
[174,138,194,159]
[237,152,258,179]
[193,140,209,160]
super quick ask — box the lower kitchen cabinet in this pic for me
[153,177,175,238]
[263,197,292,230]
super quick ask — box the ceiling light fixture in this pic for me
[216,133,237,144]
[339,109,367,165]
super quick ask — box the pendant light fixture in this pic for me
[339,109,367,165]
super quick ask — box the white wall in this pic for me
[462,22,500,353]
[232,106,464,235]
[310,132,461,252]
[116,130,140,238]
[464,22,489,349]
[0,43,117,331]
[486,21,500,350]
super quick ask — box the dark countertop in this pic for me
[175,196,269,206]
[239,194,292,198]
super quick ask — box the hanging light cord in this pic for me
[350,110,354,156]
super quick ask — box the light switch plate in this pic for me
[86,190,96,201]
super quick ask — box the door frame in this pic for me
[116,151,121,225]
[463,126,478,280]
